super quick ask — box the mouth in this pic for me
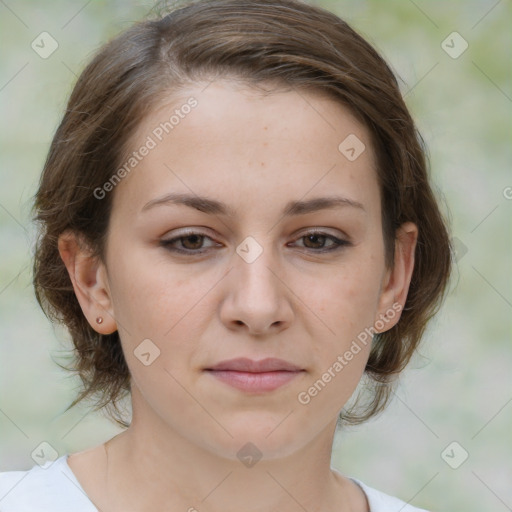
[204,357,305,393]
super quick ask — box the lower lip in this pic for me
[206,370,303,392]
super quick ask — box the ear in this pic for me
[58,230,117,335]
[375,222,418,332]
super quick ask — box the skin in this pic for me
[59,79,417,512]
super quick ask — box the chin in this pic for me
[198,412,319,462]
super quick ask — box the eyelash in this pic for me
[159,230,351,255]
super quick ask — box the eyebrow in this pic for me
[141,192,365,216]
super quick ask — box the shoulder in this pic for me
[0,455,97,512]
[351,478,431,512]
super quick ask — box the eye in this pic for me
[160,231,219,254]
[290,231,350,252]
[160,229,350,256]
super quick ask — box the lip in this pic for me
[206,357,303,373]
[204,357,305,393]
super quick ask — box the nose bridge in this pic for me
[234,237,281,303]
[220,235,293,334]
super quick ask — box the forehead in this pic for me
[111,80,380,220]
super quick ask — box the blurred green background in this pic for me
[0,1,510,510]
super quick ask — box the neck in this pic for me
[97,393,359,511]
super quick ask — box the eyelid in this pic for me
[289,230,350,250]
[160,227,351,255]
[293,227,348,240]
[163,226,348,240]
[160,227,216,242]
[160,228,218,245]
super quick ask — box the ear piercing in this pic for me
[96,316,104,324]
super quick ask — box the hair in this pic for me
[32,0,452,427]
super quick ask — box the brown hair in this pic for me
[32,0,451,427]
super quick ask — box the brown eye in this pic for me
[292,231,350,252]
[303,233,328,249]
[160,231,219,254]
[180,234,205,250]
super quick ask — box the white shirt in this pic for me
[0,455,429,511]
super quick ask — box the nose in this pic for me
[219,245,294,336]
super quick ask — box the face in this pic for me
[63,79,415,460]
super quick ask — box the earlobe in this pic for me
[57,231,117,335]
[376,222,418,332]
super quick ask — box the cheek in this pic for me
[107,250,208,338]
[314,260,384,341]
[295,276,377,419]
[106,250,220,393]
[299,252,384,396]
[106,255,206,408]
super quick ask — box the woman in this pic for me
[0,0,451,510]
